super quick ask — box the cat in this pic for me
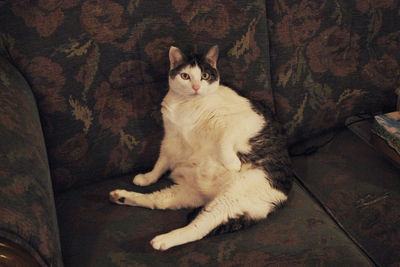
[109,45,293,251]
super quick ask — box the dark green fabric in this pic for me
[56,176,372,266]
[0,0,273,192]
[292,129,400,266]
[267,0,399,143]
[0,55,63,266]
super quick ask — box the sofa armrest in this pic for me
[0,55,63,266]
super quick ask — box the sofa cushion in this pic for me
[55,175,372,266]
[267,0,399,143]
[292,129,400,266]
[0,0,273,192]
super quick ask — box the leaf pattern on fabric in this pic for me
[75,42,100,99]
[1,0,273,193]
[69,97,93,133]
[268,0,399,142]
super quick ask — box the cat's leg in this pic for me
[133,152,169,186]
[109,184,205,210]
[150,169,287,250]
[150,195,248,251]
[219,139,241,171]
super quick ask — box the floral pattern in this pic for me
[1,0,272,193]
[81,0,128,44]
[26,57,67,114]
[1,0,399,265]
[94,82,133,134]
[171,0,247,41]
[0,1,272,265]
[306,26,360,77]
[275,0,324,47]
[11,0,79,37]
[268,0,399,143]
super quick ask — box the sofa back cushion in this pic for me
[0,0,273,192]
[267,0,400,143]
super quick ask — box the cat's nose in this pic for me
[192,85,200,91]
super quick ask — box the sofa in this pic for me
[1,1,399,266]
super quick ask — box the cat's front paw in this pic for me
[133,173,157,186]
[109,189,129,205]
[221,154,242,172]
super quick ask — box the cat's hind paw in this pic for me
[150,232,182,251]
[150,234,170,251]
[109,189,142,206]
[109,190,127,205]
[150,226,201,250]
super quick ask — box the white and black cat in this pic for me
[110,45,293,251]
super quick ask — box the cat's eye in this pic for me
[201,72,210,80]
[180,73,190,80]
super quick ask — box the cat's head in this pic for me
[168,45,220,97]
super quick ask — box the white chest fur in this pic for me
[160,86,265,171]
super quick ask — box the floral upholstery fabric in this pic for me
[1,0,400,266]
[0,0,272,193]
[56,177,372,266]
[267,0,400,143]
[0,55,62,266]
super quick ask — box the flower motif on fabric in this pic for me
[94,82,133,134]
[362,54,400,88]
[81,0,128,44]
[54,133,89,166]
[172,0,246,40]
[109,60,156,120]
[145,37,175,70]
[12,0,79,37]
[276,0,324,47]
[26,57,67,113]
[356,0,396,14]
[306,26,360,77]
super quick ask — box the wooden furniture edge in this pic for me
[0,237,41,267]
[370,134,400,168]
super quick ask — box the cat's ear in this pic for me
[169,46,185,69]
[205,45,219,68]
